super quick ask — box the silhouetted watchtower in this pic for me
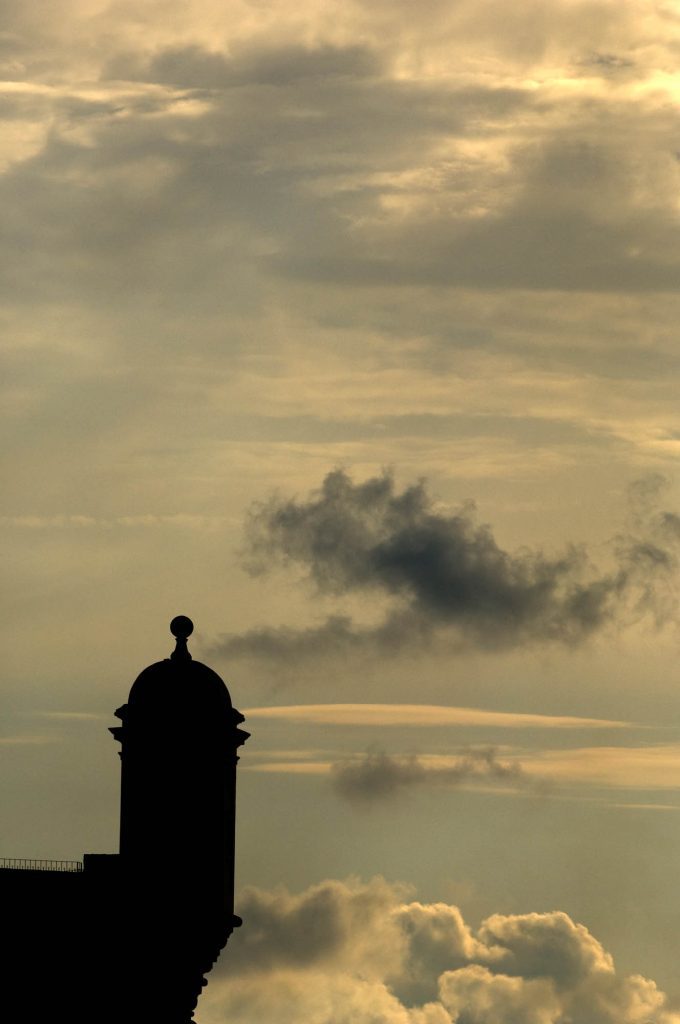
[1,616,249,1024]
[112,615,249,924]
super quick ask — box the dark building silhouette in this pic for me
[2,616,249,1023]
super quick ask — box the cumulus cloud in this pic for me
[217,470,679,662]
[224,877,407,979]
[199,877,680,1024]
[331,749,527,804]
[438,965,561,1024]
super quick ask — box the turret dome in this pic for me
[120,617,234,721]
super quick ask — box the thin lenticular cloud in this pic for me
[29,711,104,721]
[247,761,331,775]
[535,744,680,790]
[246,743,680,796]
[244,703,630,729]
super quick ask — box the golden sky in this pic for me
[3,1,680,1019]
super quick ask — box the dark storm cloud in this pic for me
[331,748,527,803]
[217,470,679,662]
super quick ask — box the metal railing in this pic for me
[0,858,83,872]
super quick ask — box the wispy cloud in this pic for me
[246,742,680,798]
[247,761,332,775]
[0,734,61,745]
[27,711,105,721]
[535,744,680,790]
[0,514,228,530]
[331,748,529,803]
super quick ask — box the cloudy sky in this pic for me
[3,0,680,1020]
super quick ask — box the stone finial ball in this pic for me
[170,615,194,639]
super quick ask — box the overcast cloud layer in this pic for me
[4,0,680,542]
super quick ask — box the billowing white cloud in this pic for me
[198,878,680,1024]
[439,965,561,1024]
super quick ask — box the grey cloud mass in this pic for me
[331,748,527,803]
[199,877,679,1024]
[3,15,680,511]
[3,28,677,348]
[108,42,384,89]
[217,470,679,662]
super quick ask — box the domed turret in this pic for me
[110,617,249,924]
[126,616,234,718]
